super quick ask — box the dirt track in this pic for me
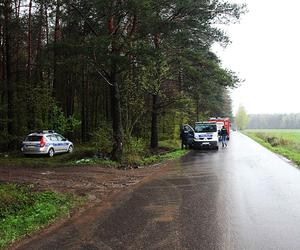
[0,163,168,249]
[0,164,163,204]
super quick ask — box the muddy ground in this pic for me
[0,164,164,205]
[0,161,171,249]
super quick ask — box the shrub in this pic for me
[256,133,291,147]
[92,123,113,155]
[122,135,146,165]
[50,105,81,134]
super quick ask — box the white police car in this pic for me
[21,131,74,157]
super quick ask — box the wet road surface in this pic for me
[17,132,300,249]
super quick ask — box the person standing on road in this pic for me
[180,125,190,149]
[220,126,228,147]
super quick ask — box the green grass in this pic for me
[0,144,114,167]
[244,129,300,166]
[158,139,181,150]
[0,141,186,168]
[139,149,189,166]
[0,183,83,249]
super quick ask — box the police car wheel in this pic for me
[68,145,73,153]
[48,148,54,157]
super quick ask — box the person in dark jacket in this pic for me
[180,125,191,149]
[220,126,228,147]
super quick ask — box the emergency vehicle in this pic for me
[182,122,219,150]
[207,117,231,140]
[21,130,74,157]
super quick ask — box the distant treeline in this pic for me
[248,114,300,129]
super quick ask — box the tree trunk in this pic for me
[14,0,22,135]
[53,0,60,97]
[66,78,74,117]
[150,94,158,149]
[81,60,87,142]
[27,0,32,80]
[196,97,199,122]
[4,0,14,143]
[110,64,123,161]
[150,34,161,149]
[45,3,51,84]
[106,87,110,121]
[35,4,44,82]
[14,0,20,83]
[0,21,3,116]
[108,5,124,161]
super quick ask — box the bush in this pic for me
[256,133,290,147]
[51,105,81,134]
[92,123,113,155]
[122,135,146,165]
[159,139,181,150]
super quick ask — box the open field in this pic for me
[244,129,300,166]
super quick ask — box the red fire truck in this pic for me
[207,117,231,140]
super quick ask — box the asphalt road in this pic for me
[17,132,300,250]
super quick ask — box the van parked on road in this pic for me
[182,122,219,150]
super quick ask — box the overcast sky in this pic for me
[213,0,300,115]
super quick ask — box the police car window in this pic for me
[47,135,55,141]
[55,135,63,141]
[26,135,42,141]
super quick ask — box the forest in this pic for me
[247,114,300,129]
[0,0,245,161]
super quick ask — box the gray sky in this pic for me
[213,0,300,115]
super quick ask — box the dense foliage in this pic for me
[0,0,245,160]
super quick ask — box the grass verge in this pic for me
[0,183,83,249]
[138,149,189,166]
[244,130,300,166]
[0,140,187,168]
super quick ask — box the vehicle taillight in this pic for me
[40,136,46,147]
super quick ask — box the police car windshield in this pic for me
[25,135,42,141]
[195,124,217,133]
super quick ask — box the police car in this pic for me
[182,122,219,150]
[21,131,74,157]
[193,122,219,149]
